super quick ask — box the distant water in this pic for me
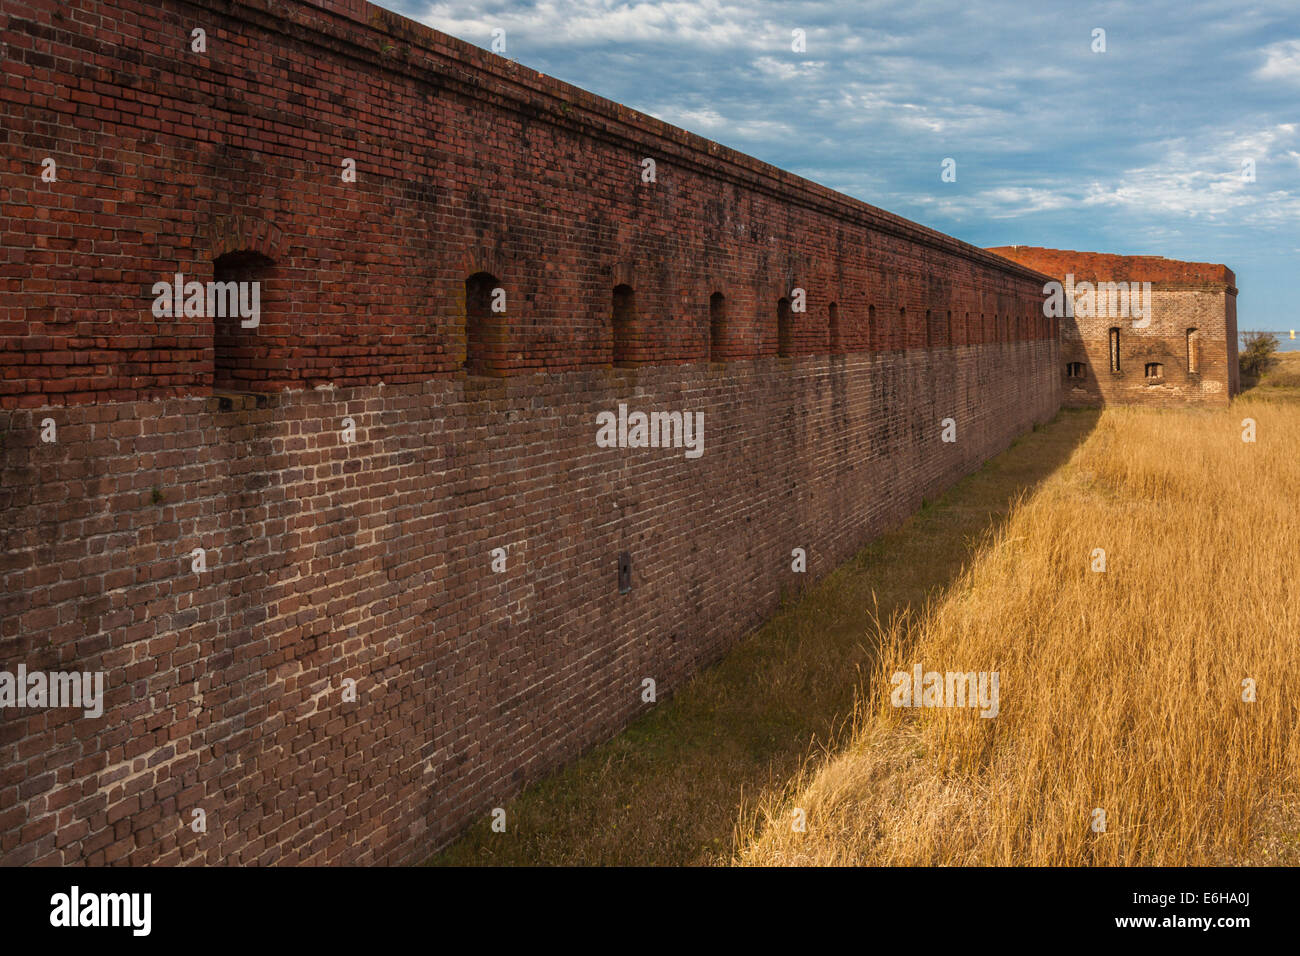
[1241,332,1300,353]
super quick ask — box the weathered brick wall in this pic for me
[1,0,1060,865]
[988,247,1238,406]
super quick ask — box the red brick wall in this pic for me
[988,246,1238,406]
[1,0,1060,864]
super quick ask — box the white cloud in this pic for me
[1074,126,1300,223]
[636,103,795,141]
[752,56,826,80]
[640,104,728,130]
[1256,39,1300,82]
[909,185,1077,220]
[399,0,1300,237]
[892,123,1300,225]
[414,0,776,49]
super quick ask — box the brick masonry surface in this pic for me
[1,0,1060,864]
[988,246,1239,406]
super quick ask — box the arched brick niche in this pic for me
[205,216,291,393]
[453,248,513,377]
[211,250,278,392]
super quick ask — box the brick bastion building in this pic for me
[988,247,1239,406]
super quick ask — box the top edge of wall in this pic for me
[987,246,1236,291]
[204,0,1049,285]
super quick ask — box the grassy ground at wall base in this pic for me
[430,407,1097,866]
[432,354,1300,867]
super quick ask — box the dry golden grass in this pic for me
[1258,349,1300,389]
[738,388,1300,866]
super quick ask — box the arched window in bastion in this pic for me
[1187,328,1200,374]
[1109,327,1121,372]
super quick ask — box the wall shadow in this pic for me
[426,407,1102,866]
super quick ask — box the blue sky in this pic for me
[379,0,1299,335]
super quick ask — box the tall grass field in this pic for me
[739,358,1300,866]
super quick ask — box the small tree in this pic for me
[1240,331,1278,378]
